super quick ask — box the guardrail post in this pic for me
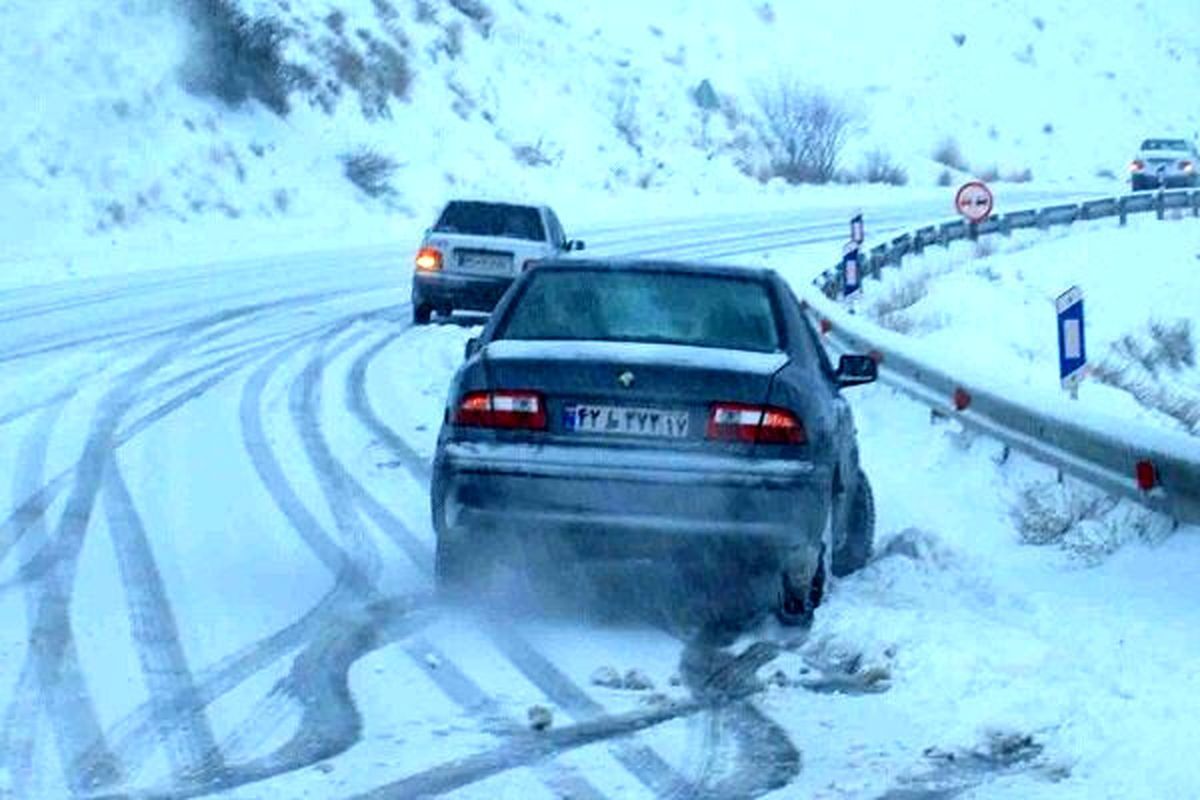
[1118,197,1127,226]
[968,222,978,242]
[1000,216,1011,237]
[1193,191,1199,218]
[1156,190,1165,220]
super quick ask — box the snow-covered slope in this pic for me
[844,215,1200,438]
[2,0,1197,286]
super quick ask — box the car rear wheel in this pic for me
[776,545,825,627]
[434,534,471,592]
[413,303,433,325]
[832,471,875,577]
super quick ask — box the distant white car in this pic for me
[411,200,585,325]
[1129,138,1198,191]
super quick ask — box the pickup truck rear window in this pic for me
[496,269,782,353]
[433,201,546,242]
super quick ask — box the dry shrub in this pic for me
[341,149,398,197]
[932,137,966,170]
[754,77,855,184]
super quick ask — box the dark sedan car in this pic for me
[430,260,877,623]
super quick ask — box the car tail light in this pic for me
[415,247,443,272]
[706,403,806,444]
[1180,160,1194,173]
[1129,159,1145,172]
[454,390,546,430]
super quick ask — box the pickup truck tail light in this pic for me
[415,247,443,272]
[454,390,547,430]
[706,403,806,444]
[1180,160,1194,173]
[1129,159,1145,173]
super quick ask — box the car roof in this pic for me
[442,198,548,212]
[525,258,777,281]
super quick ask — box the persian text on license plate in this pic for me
[459,252,510,271]
[563,404,690,438]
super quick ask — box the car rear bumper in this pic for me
[1132,171,1196,189]
[412,272,515,312]
[433,441,831,563]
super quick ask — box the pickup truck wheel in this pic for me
[413,303,433,325]
[832,471,875,577]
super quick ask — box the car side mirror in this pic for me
[566,239,586,252]
[464,337,481,360]
[836,354,877,388]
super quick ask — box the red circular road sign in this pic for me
[955,180,994,223]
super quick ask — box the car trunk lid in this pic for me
[479,339,788,447]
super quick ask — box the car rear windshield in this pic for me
[433,201,546,242]
[496,269,782,352]
[1142,139,1190,151]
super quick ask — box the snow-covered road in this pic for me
[2,192,1198,800]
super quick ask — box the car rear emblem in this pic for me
[617,371,635,388]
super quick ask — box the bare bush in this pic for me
[341,149,398,197]
[441,20,465,58]
[754,78,855,184]
[1092,319,1200,434]
[612,87,642,155]
[861,149,908,185]
[512,140,554,167]
[932,137,966,170]
[1011,483,1115,547]
[936,169,954,186]
[976,164,1000,182]
[449,0,493,35]
[322,32,412,118]
[180,0,302,115]
[1004,167,1033,183]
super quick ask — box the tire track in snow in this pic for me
[1,400,68,799]
[2,298,373,793]
[100,456,226,786]
[71,309,405,785]
[344,331,432,485]
[285,324,613,800]
[299,324,612,798]
[0,307,355,587]
[4,315,233,794]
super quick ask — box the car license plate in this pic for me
[563,404,690,438]
[458,252,511,271]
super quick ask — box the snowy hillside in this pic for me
[2,0,1198,286]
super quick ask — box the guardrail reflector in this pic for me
[953,388,972,411]
[1135,460,1158,491]
[819,318,833,335]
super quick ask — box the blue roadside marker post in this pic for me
[1056,286,1086,399]
[842,246,862,304]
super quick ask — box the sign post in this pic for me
[841,246,861,301]
[1055,286,1086,399]
[850,213,864,246]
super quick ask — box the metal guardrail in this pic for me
[807,189,1200,525]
